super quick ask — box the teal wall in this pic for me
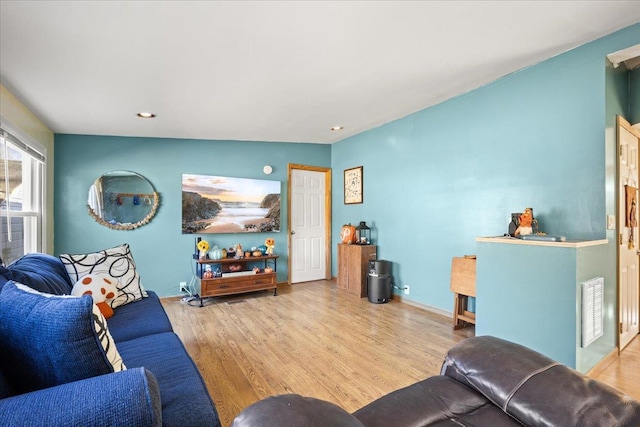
[476,242,579,368]
[54,135,331,297]
[476,240,610,373]
[631,68,640,124]
[53,22,638,343]
[576,243,614,372]
[331,24,639,316]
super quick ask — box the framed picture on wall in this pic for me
[344,166,363,204]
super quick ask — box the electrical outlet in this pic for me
[404,285,410,295]
[179,281,188,293]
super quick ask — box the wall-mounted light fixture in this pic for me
[263,165,273,175]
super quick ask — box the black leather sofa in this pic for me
[232,336,640,427]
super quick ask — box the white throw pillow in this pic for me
[60,243,147,308]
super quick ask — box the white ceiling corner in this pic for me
[1,1,639,144]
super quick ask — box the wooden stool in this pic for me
[450,256,476,330]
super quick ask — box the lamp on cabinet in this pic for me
[355,221,371,245]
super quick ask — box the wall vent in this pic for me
[582,277,604,348]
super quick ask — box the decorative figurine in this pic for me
[265,238,275,255]
[202,265,213,279]
[209,245,222,260]
[340,223,356,244]
[197,240,210,259]
[514,208,534,237]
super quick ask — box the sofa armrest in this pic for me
[442,336,640,427]
[232,394,364,427]
[0,367,162,427]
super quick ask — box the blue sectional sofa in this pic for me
[0,252,220,427]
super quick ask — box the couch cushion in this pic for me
[510,363,640,427]
[3,253,73,295]
[353,376,521,427]
[233,394,365,427]
[232,394,365,427]
[0,264,10,288]
[0,282,125,394]
[59,243,147,309]
[117,332,220,427]
[441,336,640,427]
[108,291,174,343]
[0,367,16,399]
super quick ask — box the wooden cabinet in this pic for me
[196,255,278,306]
[337,244,377,297]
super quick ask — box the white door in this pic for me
[618,115,640,350]
[289,167,330,283]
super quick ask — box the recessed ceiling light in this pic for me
[331,126,344,131]
[137,112,156,118]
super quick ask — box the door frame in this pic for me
[287,164,332,284]
[617,115,640,351]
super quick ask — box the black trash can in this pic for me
[368,259,392,304]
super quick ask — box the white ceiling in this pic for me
[1,1,639,144]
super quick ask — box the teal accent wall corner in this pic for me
[575,244,616,373]
[475,239,611,373]
[331,24,639,315]
[476,242,579,368]
[51,24,639,371]
[54,134,330,297]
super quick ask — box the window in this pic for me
[0,122,46,265]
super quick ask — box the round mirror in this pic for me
[87,171,159,230]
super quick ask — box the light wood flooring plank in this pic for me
[163,280,473,426]
[162,280,639,427]
[590,335,640,401]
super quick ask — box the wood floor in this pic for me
[590,334,640,401]
[163,281,473,426]
[162,280,639,427]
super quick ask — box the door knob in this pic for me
[291,230,296,234]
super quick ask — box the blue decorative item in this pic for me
[257,245,268,255]
[209,246,222,260]
[133,194,140,205]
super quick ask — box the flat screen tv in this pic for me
[182,174,281,234]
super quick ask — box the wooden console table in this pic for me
[196,255,278,306]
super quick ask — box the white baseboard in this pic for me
[396,295,453,318]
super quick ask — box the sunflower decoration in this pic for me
[197,240,210,259]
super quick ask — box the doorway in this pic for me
[618,115,640,350]
[287,164,331,283]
